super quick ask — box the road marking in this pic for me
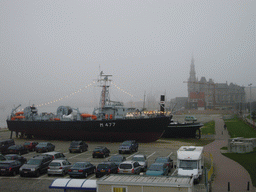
[69,153,85,159]
[147,152,156,159]
[167,152,173,157]
[126,151,139,159]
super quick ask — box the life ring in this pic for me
[105,114,108,120]
[15,111,24,115]
[109,114,113,119]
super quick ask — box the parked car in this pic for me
[68,162,95,178]
[19,155,52,177]
[69,141,88,153]
[131,154,148,171]
[108,155,126,166]
[7,145,28,155]
[0,154,7,161]
[47,160,72,176]
[95,162,118,178]
[23,141,38,152]
[154,156,173,172]
[5,154,27,165]
[35,142,55,153]
[118,161,141,175]
[43,152,67,160]
[0,139,15,154]
[92,146,110,158]
[0,160,22,176]
[119,140,138,154]
[146,163,169,176]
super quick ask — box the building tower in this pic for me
[188,57,199,96]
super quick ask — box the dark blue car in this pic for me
[68,162,95,178]
[95,161,118,178]
[7,145,28,155]
[4,154,27,165]
[35,142,55,153]
[0,160,22,176]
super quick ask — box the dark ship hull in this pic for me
[163,122,204,138]
[7,116,171,143]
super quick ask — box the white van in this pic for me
[176,146,204,183]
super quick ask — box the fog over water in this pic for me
[0,1,255,127]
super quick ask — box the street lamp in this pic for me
[249,83,252,116]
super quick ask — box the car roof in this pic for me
[0,160,17,164]
[50,159,67,163]
[150,163,165,166]
[32,155,51,159]
[98,161,112,165]
[121,160,136,164]
[133,154,145,157]
[43,151,61,155]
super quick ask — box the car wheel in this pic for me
[12,171,17,176]
[135,147,138,152]
[93,155,95,158]
[84,172,88,178]
[103,154,105,158]
[61,171,65,176]
[20,173,24,177]
[19,151,21,155]
[80,149,83,153]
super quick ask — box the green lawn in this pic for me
[225,117,256,138]
[201,121,215,135]
[222,151,256,186]
[223,116,256,186]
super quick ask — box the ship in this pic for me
[6,71,172,143]
[162,119,204,139]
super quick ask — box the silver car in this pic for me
[118,161,141,175]
[131,154,148,171]
[47,160,72,176]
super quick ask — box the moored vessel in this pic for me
[6,72,172,142]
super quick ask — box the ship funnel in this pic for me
[160,95,165,115]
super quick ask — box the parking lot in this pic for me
[0,130,188,192]
[0,114,216,191]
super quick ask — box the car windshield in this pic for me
[5,156,15,160]
[132,157,145,162]
[109,156,122,162]
[94,148,103,152]
[121,141,131,146]
[8,145,17,149]
[0,156,6,161]
[97,164,109,169]
[120,164,132,169]
[148,164,163,171]
[155,158,168,163]
[37,143,47,147]
[179,160,198,169]
[73,163,86,168]
[27,159,42,165]
[24,142,31,146]
[50,162,61,166]
[71,141,80,146]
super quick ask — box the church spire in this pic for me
[189,56,196,82]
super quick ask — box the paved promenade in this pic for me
[204,116,255,192]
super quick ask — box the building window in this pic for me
[112,186,127,192]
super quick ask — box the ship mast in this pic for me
[98,71,112,110]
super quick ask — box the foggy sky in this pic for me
[1,0,255,109]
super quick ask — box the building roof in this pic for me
[97,175,194,187]
[49,179,97,190]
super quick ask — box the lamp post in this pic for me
[248,83,252,116]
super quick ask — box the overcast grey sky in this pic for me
[1,0,255,109]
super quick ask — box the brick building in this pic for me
[187,57,246,109]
